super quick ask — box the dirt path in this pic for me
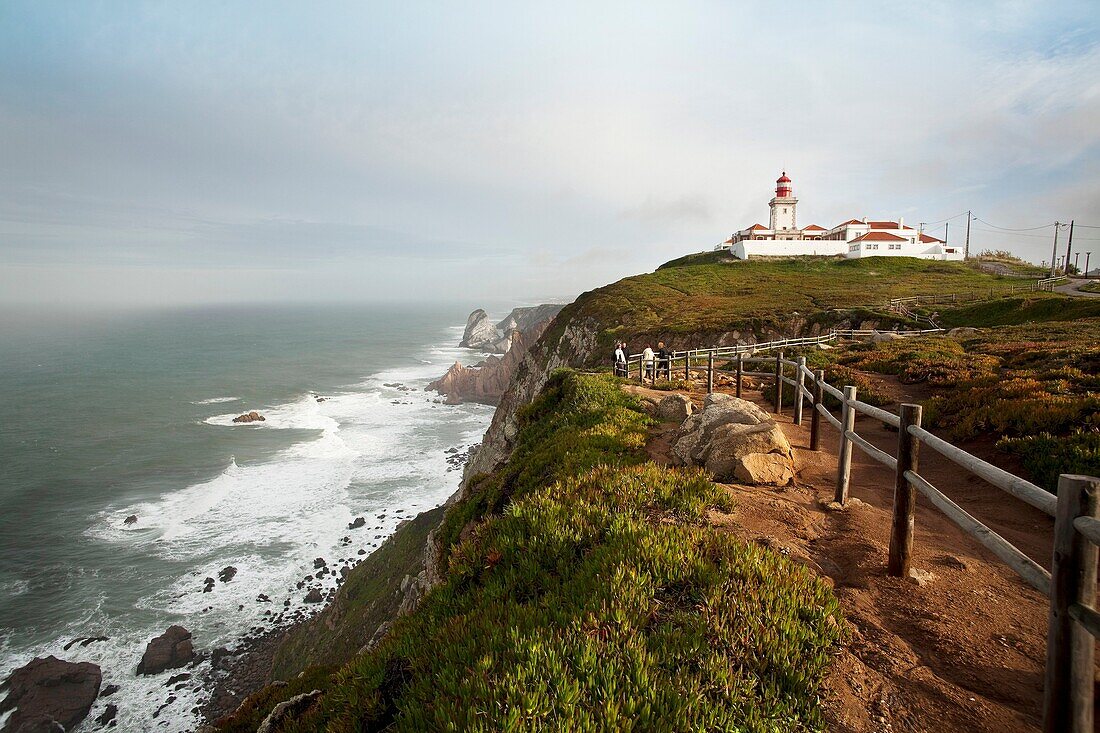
[627,381,1061,732]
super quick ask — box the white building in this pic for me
[718,173,963,261]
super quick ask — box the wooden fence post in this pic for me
[834,385,857,504]
[637,356,644,384]
[794,356,806,426]
[888,403,922,577]
[736,353,743,399]
[1043,474,1100,733]
[774,351,784,415]
[810,369,824,451]
[707,353,714,394]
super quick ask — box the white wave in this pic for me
[190,396,240,405]
[31,320,496,732]
[203,393,339,430]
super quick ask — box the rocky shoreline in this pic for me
[0,436,479,733]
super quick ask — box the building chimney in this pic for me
[898,217,904,229]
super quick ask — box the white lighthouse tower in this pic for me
[768,171,798,236]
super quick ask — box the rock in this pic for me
[672,396,793,485]
[313,558,326,569]
[948,327,979,338]
[136,626,194,676]
[459,309,499,350]
[123,515,137,526]
[936,554,970,571]
[656,394,694,422]
[202,578,215,593]
[303,588,323,604]
[95,704,118,726]
[165,673,190,687]
[231,411,265,423]
[62,636,107,651]
[908,568,937,587]
[99,684,120,698]
[871,330,902,343]
[0,656,102,732]
[217,566,237,583]
[255,690,322,733]
[347,517,365,530]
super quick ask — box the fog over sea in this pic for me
[0,303,496,732]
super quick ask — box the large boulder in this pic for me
[0,656,101,732]
[136,626,194,676]
[459,309,500,350]
[671,395,793,485]
[232,411,265,423]
[656,394,694,422]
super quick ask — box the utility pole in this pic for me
[964,210,971,260]
[1064,220,1075,275]
[1074,252,1080,273]
[944,222,949,247]
[1086,252,1092,279]
[1050,223,1061,278]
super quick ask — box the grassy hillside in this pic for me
[550,256,1042,351]
[218,372,844,732]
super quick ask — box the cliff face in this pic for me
[427,323,550,406]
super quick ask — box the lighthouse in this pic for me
[768,171,798,235]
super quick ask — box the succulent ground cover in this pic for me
[219,371,846,732]
[805,319,1100,492]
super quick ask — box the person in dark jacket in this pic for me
[656,342,671,380]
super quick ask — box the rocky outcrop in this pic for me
[232,411,265,423]
[671,394,794,485]
[137,626,194,676]
[459,309,501,350]
[431,305,565,405]
[256,690,322,733]
[0,656,102,733]
[458,305,566,354]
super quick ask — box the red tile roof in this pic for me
[747,223,769,231]
[837,219,863,226]
[866,220,913,230]
[852,231,907,243]
[919,233,945,243]
[802,224,826,231]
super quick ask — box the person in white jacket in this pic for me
[614,342,627,377]
[642,345,655,382]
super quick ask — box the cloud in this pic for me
[0,1,1098,303]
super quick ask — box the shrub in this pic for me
[998,431,1100,493]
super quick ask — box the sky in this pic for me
[1,1,1099,307]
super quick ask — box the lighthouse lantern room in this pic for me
[768,171,798,234]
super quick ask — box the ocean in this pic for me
[0,303,496,731]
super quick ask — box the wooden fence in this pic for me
[624,342,1097,732]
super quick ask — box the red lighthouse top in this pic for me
[776,171,792,197]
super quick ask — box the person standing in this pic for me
[642,344,655,383]
[656,341,670,381]
[614,342,627,377]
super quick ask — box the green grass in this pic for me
[218,372,846,732]
[935,294,1100,327]
[544,256,1044,361]
[1078,281,1100,294]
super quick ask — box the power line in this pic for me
[972,217,1057,232]
[922,211,970,226]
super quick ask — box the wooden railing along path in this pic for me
[625,340,1097,732]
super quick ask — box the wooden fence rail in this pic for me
[622,332,1097,732]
